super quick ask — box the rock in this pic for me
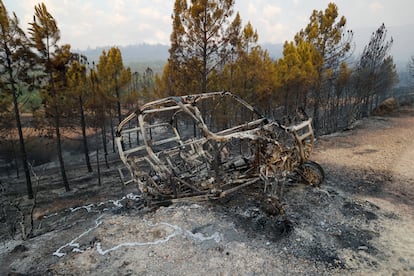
[11,244,28,254]
[372,97,398,115]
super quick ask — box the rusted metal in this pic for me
[116,91,324,204]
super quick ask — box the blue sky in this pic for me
[3,0,414,51]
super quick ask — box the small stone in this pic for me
[398,257,407,264]
[358,246,368,251]
[11,244,28,253]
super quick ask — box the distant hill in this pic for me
[261,42,283,59]
[77,43,169,63]
[76,43,169,74]
[76,26,412,80]
[77,42,284,74]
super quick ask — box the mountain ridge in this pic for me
[76,24,412,76]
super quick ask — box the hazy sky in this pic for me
[3,0,414,50]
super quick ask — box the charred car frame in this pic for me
[116,91,324,204]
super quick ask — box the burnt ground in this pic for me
[1,105,414,275]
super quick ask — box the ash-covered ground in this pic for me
[1,105,414,275]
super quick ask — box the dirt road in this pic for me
[313,105,414,274]
[1,105,414,275]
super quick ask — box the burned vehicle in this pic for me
[116,91,324,204]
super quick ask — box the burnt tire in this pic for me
[297,160,325,187]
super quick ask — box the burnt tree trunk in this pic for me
[79,95,92,172]
[12,88,33,198]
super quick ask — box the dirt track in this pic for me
[1,105,414,275]
[313,105,414,274]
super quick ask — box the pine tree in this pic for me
[218,20,276,114]
[165,0,239,95]
[29,3,71,191]
[276,40,319,116]
[164,0,188,96]
[96,47,131,154]
[105,47,131,124]
[294,2,353,132]
[67,56,93,172]
[0,0,36,198]
[355,23,397,116]
[332,62,352,128]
